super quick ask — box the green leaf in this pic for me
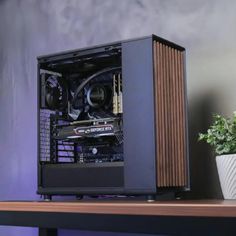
[198,112,236,155]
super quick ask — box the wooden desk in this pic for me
[0,200,235,236]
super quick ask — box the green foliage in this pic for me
[198,112,236,155]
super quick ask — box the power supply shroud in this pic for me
[37,35,189,198]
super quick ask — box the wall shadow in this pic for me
[183,92,223,199]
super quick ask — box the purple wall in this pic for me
[1,0,236,235]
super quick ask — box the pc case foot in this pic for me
[43,195,52,201]
[175,192,182,200]
[76,195,84,200]
[146,195,156,202]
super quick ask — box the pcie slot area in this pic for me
[77,155,123,164]
[44,137,123,164]
[53,117,122,140]
[61,117,120,126]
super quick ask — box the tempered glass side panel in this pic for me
[38,44,125,194]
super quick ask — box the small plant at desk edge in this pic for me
[198,112,236,155]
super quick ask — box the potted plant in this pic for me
[199,112,236,199]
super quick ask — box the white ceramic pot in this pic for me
[216,154,236,199]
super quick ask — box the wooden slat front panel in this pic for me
[153,41,187,187]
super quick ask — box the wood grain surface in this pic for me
[0,200,235,217]
[153,40,187,188]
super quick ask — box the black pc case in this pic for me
[37,35,189,199]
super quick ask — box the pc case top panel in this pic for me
[37,43,121,64]
[153,38,189,189]
[122,36,156,193]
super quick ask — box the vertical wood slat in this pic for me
[153,40,187,188]
[176,49,181,186]
[154,41,163,186]
[165,45,170,186]
[163,45,167,187]
[160,43,166,186]
[180,51,187,185]
[169,48,174,187]
[171,49,178,186]
[179,50,184,185]
[153,41,161,186]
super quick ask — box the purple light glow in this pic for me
[1,0,236,235]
